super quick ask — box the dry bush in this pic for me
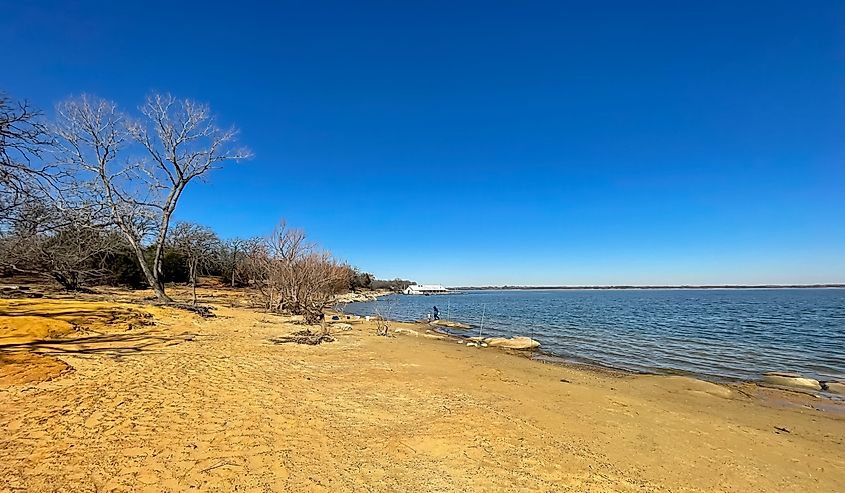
[0,208,119,291]
[243,221,352,323]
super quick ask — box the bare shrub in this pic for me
[373,298,394,336]
[243,221,352,324]
[0,208,119,290]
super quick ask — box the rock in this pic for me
[824,382,845,395]
[483,336,541,350]
[431,320,472,329]
[330,323,353,331]
[333,290,393,303]
[333,292,375,303]
[393,328,420,337]
[660,376,733,399]
[762,372,822,391]
[466,342,478,347]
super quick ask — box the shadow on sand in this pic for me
[0,331,199,358]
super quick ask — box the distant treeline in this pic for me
[351,272,415,293]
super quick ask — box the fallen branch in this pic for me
[200,460,235,473]
[270,329,335,345]
[145,301,216,318]
[169,303,215,318]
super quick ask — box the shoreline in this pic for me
[333,289,394,304]
[419,320,845,408]
[331,305,845,414]
[343,291,845,398]
[3,290,845,491]
[340,303,845,404]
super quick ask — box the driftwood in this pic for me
[144,301,216,318]
[169,303,216,318]
[271,330,335,345]
[0,286,44,299]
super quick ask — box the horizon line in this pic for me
[442,283,845,290]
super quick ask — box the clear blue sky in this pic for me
[3,1,844,285]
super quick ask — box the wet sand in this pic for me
[1,290,844,492]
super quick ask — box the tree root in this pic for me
[0,286,44,299]
[172,303,215,318]
[147,302,215,318]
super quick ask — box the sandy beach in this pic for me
[2,288,844,492]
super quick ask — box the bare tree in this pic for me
[0,93,55,225]
[169,222,220,304]
[54,93,251,302]
[0,208,119,290]
[221,237,250,288]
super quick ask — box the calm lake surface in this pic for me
[345,289,845,382]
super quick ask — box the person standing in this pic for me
[433,306,440,320]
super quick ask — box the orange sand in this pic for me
[1,291,844,492]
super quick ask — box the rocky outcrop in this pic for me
[762,372,822,391]
[431,320,472,329]
[825,382,845,395]
[482,336,541,350]
[333,290,392,303]
[393,328,420,337]
[660,375,733,399]
[393,327,446,340]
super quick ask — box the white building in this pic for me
[403,284,449,295]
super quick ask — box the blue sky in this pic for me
[3,1,844,285]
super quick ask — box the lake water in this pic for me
[345,289,845,382]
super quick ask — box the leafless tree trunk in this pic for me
[169,222,219,305]
[223,238,249,288]
[54,93,251,302]
[231,242,238,288]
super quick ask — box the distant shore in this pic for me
[333,289,394,303]
[450,283,845,290]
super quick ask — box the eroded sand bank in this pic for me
[1,293,844,492]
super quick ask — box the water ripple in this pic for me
[346,289,845,382]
